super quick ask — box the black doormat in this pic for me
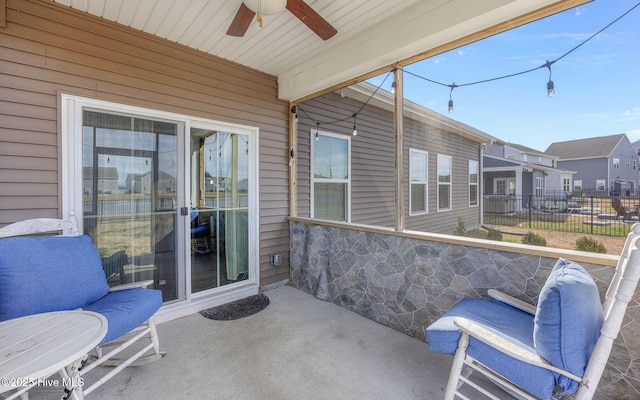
[200,294,270,320]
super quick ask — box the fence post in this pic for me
[528,194,532,229]
[590,196,594,235]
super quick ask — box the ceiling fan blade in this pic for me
[227,3,256,37]
[286,0,337,40]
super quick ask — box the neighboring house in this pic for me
[483,141,574,211]
[545,134,640,196]
[83,167,119,195]
[296,82,493,234]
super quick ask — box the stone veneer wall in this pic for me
[289,221,640,399]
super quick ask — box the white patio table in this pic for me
[0,310,107,400]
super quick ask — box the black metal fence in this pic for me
[483,194,640,237]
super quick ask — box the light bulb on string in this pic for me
[448,83,457,113]
[545,60,555,97]
[315,122,320,141]
[352,114,357,136]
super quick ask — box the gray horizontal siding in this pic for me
[1,0,289,286]
[296,90,482,234]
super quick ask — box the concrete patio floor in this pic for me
[82,285,459,399]
[28,285,514,400]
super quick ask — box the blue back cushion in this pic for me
[534,258,603,392]
[0,235,110,321]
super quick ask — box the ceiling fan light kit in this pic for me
[226,0,337,40]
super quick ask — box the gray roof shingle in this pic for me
[544,134,626,160]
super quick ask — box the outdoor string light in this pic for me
[448,83,457,113]
[294,3,637,123]
[545,60,555,97]
[352,114,358,136]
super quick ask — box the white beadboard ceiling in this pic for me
[51,0,582,101]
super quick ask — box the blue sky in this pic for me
[372,0,640,152]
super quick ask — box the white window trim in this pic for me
[409,148,428,216]
[310,129,351,222]
[437,154,452,212]
[596,179,606,191]
[574,180,583,191]
[535,177,544,198]
[468,160,479,207]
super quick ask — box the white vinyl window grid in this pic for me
[468,160,479,207]
[596,179,605,191]
[574,180,582,191]
[409,149,428,215]
[310,130,351,222]
[613,158,620,169]
[437,154,452,212]
[562,177,570,193]
[535,177,544,198]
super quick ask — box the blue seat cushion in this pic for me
[84,288,163,345]
[0,235,110,321]
[426,299,559,399]
[534,259,603,395]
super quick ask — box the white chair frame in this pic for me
[444,224,640,400]
[0,211,165,398]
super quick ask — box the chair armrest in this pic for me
[453,317,582,382]
[109,280,154,292]
[487,289,537,315]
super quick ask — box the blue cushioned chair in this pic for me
[0,212,165,398]
[426,224,640,400]
[191,208,211,254]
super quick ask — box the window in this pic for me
[634,160,637,170]
[574,180,582,191]
[312,131,350,221]
[437,154,452,211]
[468,160,478,207]
[596,179,606,191]
[495,178,506,195]
[613,158,620,169]
[562,178,570,193]
[535,177,544,197]
[409,149,428,215]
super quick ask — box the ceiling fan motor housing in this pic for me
[244,0,287,15]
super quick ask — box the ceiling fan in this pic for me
[226,0,337,40]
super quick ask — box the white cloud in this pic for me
[618,107,640,122]
[457,50,465,56]
[433,57,444,64]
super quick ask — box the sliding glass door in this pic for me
[190,128,249,293]
[82,110,181,302]
[63,94,258,309]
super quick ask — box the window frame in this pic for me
[574,180,582,191]
[596,179,606,191]
[535,177,544,198]
[310,129,351,222]
[437,154,452,212]
[468,160,479,207]
[409,148,428,216]
[613,157,620,169]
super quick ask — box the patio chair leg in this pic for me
[148,317,161,355]
[444,332,470,400]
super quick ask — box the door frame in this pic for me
[60,94,260,324]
